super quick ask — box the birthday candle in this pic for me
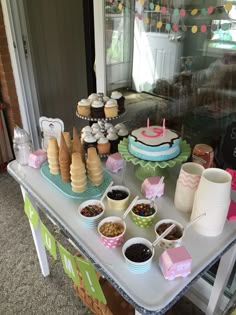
[147,117,150,129]
[162,118,166,137]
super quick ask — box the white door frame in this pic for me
[93,0,106,95]
[1,0,40,149]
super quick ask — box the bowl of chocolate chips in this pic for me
[155,219,184,249]
[106,185,130,211]
[122,237,154,273]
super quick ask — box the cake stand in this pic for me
[118,138,191,181]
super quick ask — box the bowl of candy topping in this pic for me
[131,199,157,227]
[98,216,126,248]
[122,237,154,273]
[78,200,105,228]
[106,185,130,211]
[155,219,184,249]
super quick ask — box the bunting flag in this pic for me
[24,195,39,230]
[75,256,107,304]
[58,242,80,287]
[22,196,108,304]
[106,1,233,34]
[40,222,57,260]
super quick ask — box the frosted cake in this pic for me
[128,126,181,161]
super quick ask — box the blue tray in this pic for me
[41,162,112,200]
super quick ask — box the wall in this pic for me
[0,3,21,138]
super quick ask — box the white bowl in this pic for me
[122,237,154,273]
[78,199,105,228]
[154,219,184,249]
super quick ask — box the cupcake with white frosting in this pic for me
[97,137,111,155]
[107,126,117,134]
[81,131,92,144]
[110,91,125,114]
[91,100,105,119]
[83,135,97,153]
[107,133,119,154]
[104,122,113,130]
[114,123,126,131]
[104,99,118,118]
[94,132,104,140]
[92,126,101,135]
[77,99,91,117]
[103,96,110,103]
[82,126,92,133]
[118,128,129,141]
[88,93,98,102]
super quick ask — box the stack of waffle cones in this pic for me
[86,147,103,186]
[72,127,85,164]
[47,137,60,175]
[59,133,71,182]
[63,132,72,156]
[70,152,87,192]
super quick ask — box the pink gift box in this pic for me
[106,153,124,173]
[159,246,192,280]
[28,149,47,168]
[141,176,165,199]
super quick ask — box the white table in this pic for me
[8,160,236,315]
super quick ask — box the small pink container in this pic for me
[98,216,126,248]
[141,176,165,199]
[106,153,124,173]
[28,149,47,168]
[159,245,192,280]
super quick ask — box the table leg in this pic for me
[20,186,50,277]
[206,243,236,315]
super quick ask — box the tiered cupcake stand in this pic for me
[118,138,191,180]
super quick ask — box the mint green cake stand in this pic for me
[118,138,191,181]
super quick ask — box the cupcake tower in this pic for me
[46,129,104,193]
[77,91,125,119]
[82,122,129,155]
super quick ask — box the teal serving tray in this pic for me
[41,162,112,200]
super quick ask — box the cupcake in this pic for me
[103,96,110,103]
[82,126,92,133]
[114,123,126,131]
[97,137,111,155]
[81,131,92,144]
[118,128,129,141]
[107,126,117,134]
[91,100,105,119]
[104,99,118,118]
[77,99,91,117]
[94,132,105,140]
[88,93,98,102]
[111,91,125,114]
[107,133,119,154]
[104,122,113,131]
[91,126,101,135]
[83,135,97,153]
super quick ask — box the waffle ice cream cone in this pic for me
[47,137,60,175]
[72,127,86,164]
[86,147,103,186]
[70,152,87,192]
[63,132,72,155]
[59,133,71,182]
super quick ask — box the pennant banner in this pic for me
[75,256,107,304]
[40,222,57,260]
[24,195,39,230]
[107,1,233,33]
[58,242,80,287]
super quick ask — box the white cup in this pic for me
[174,162,204,213]
[191,168,232,236]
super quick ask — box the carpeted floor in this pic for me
[0,170,204,315]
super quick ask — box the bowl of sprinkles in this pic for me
[78,200,105,228]
[131,199,157,227]
[98,216,126,248]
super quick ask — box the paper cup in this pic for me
[106,185,130,211]
[154,219,184,249]
[98,216,126,248]
[122,237,154,273]
[191,168,232,236]
[174,162,204,213]
[130,199,157,227]
[78,200,105,228]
